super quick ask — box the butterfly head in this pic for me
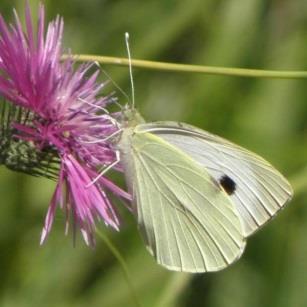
[119,105,145,128]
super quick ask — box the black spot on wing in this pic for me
[219,175,236,195]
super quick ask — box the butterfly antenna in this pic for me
[125,32,135,110]
[94,61,131,104]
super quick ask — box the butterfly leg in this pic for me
[86,150,121,187]
[78,97,121,128]
[80,129,122,144]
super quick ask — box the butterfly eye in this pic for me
[219,175,237,195]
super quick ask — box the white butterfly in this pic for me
[114,109,292,273]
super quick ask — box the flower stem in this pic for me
[63,54,307,79]
[154,273,192,307]
[96,229,142,307]
[290,167,307,197]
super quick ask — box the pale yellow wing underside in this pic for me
[125,131,246,272]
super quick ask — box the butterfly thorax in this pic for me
[115,108,146,199]
[115,107,145,153]
[116,108,145,153]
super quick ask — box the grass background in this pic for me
[0,0,306,306]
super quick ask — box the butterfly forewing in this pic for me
[136,122,293,237]
[120,129,246,272]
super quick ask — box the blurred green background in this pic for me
[0,0,306,306]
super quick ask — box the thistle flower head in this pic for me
[0,3,130,246]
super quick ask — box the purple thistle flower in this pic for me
[0,3,130,245]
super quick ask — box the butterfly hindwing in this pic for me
[121,129,246,272]
[136,122,293,237]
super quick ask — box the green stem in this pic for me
[154,273,192,307]
[96,229,142,307]
[290,167,307,196]
[63,54,307,79]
